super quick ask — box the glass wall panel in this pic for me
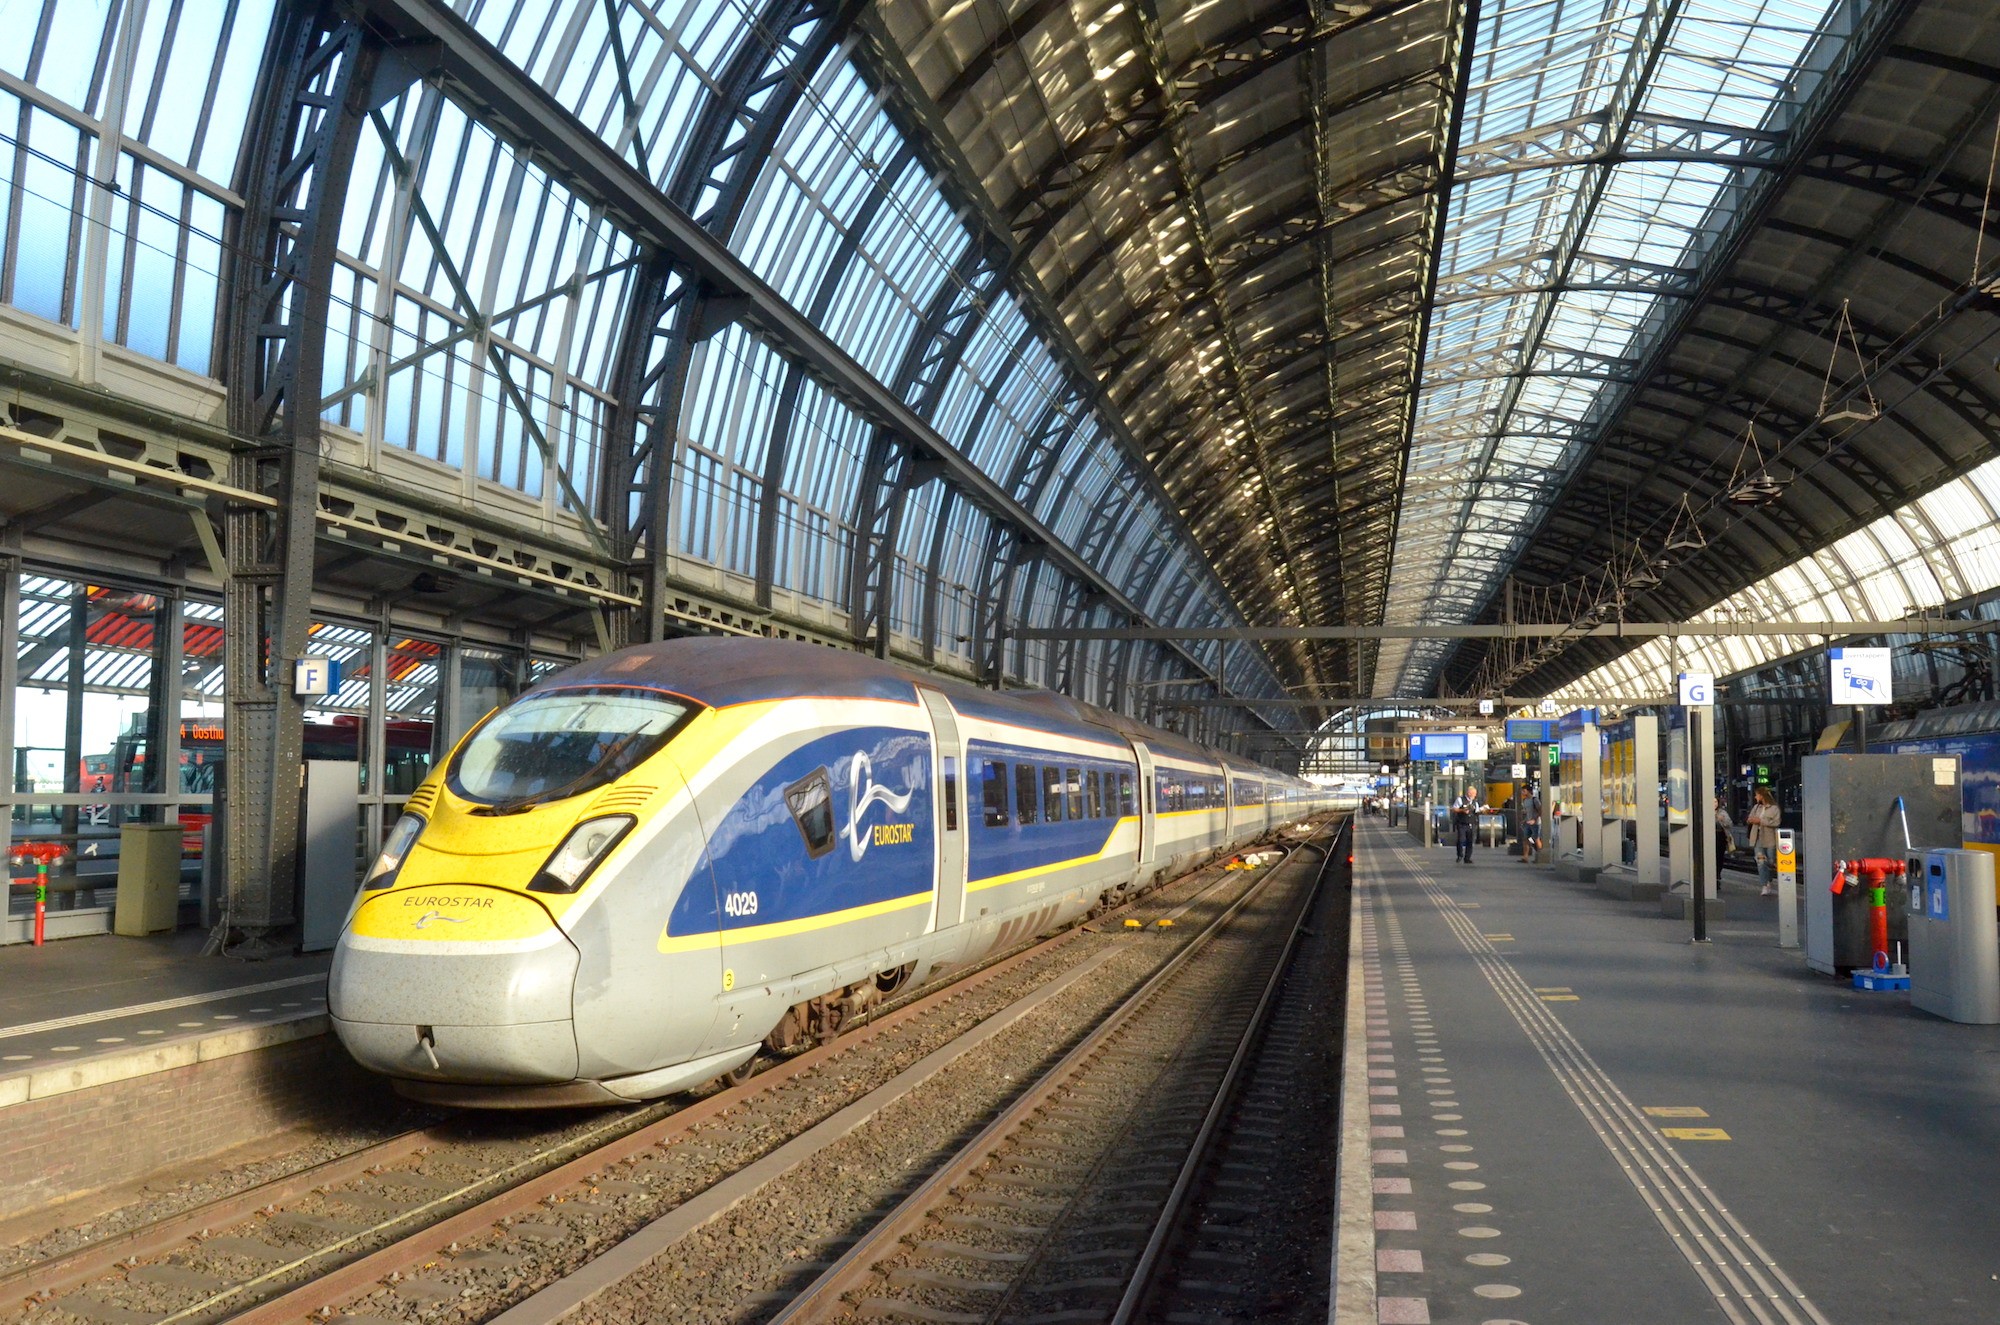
[457,645,524,740]
[0,0,274,370]
[330,90,640,513]
[10,576,180,924]
[772,377,867,603]
[677,323,784,576]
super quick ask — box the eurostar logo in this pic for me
[412,909,471,930]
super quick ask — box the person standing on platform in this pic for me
[1519,787,1541,862]
[1748,787,1782,896]
[1713,795,1733,880]
[1452,789,1479,864]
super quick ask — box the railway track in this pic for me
[761,816,1351,1325]
[3,824,1338,1325]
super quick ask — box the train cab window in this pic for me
[783,768,838,859]
[1065,767,1083,821]
[1088,770,1103,819]
[451,685,696,811]
[1041,766,1064,822]
[1015,763,1041,825]
[982,760,1010,827]
[942,756,959,832]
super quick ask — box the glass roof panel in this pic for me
[1557,459,2000,699]
[1379,0,1857,693]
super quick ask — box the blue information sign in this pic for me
[1408,733,1469,762]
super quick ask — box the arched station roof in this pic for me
[1,0,1999,761]
[1427,0,2000,699]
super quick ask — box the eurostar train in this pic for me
[330,637,1334,1106]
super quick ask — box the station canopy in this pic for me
[875,0,2000,701]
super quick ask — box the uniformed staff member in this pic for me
[1452,788,1480,864]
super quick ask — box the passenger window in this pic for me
[1088,770,1103,819]
[784,767,837,859]
[943,756,959,832]
[1015,763,1040,825]
[982,760,1010,827]
[1119,773,1135,816]
[1042,766,1064,823]
[1065,767,1083,820]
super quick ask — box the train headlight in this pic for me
[529,815,636,894]
[363,813,426,890]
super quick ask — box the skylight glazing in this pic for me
[453,0,774,199]
[1378,0,1854,693]
[1554,454,2000,699]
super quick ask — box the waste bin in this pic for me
[115,823,182,936]
[1907,848,2000,1024]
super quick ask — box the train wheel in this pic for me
[722,1054,759,1087]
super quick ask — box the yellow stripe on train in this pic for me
[967,817,1137,892]
[656,889,933,954]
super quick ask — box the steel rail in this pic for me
[0,1126,439,1305]
[1110,816,1349,1323]
[205,840,1301,1325]
[763,822,1341,1323]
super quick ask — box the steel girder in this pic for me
[1507,280,2000,608]
[220,0,379,940]
[601,0,854,642]
[1048,159,1440,320]
[748,139,920,619]
[849,13,1320,724]
[1005,55,1444,270]
[915,318,1042,667]
[970,394,1074,681]
[370,0,1224,691]
[849,243,1010,654]
[1404,0,1687,649]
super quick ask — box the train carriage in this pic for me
[330,638,1331,1107]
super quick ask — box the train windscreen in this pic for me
[450,686,694,811]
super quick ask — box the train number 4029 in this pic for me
[723,890,760,917]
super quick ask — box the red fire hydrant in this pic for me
[1831,857,1908,971]
[11,843,69,947]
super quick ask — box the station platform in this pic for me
[1337,817,2000,1325]
[0,929,330,1081]
[0,932,365,1221]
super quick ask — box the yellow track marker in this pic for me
[1532,987,1571,993]
[1123,918,1143,929]
[1539,994,1579,1001]
[1644,1106,1709,1118]
[1461,902,1481,908]
[1483,934,1514,941]
[1156,918,1174,927]
[1661,1127,1730,1141]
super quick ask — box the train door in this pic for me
[917,689,968,931]
[1134,741,1158,870]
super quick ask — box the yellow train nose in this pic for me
[347,883,557,943]
[332,885,581,1086]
